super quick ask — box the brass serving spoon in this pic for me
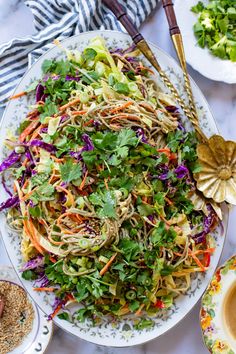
[103,0,206,141]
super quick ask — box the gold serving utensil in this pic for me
[102,0,206,141]
[161,0,198,123]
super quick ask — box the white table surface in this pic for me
[0,1,236,353]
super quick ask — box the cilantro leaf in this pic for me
[31,183,55,202]
[137,204,154,216]
[58,312,70,321]
[42,59,54,73]
[119,239,140,261]
[89,190,117,219]
[29,206,41,218]
[60,159,82,183]
[22,270,38,280]
[39,100,58,122]
[151,221,176,247]
[117,128,138,147]
[191,1,204,14]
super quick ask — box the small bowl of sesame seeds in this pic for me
[0,266,53,354]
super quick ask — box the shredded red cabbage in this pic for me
[0,151,21,173]
[135,128,148,143]
[192,207,216,244]
[52,75,60,81]
[0,195,19,212]
[29,140,57,153]
[65,75,80,82]
[60,114,69,124]
[21,255,44,271]
[158,172,169,180]
[35,84,46,102]
[48,297,65,320]
[174,165,189,179]
[70,134,94,160]
[34,274,50,288]
[81,134,94,151]
[177,122,186,132]
[165,106,178,113]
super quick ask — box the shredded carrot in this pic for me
[78,189,88,196]
[23,219,45,254]
[160,215,171,226]
[136,65,154,75]
[22,179,29,189]
[71,110,87,116]
[9,91,27,100]
[29,124,43,141]
[66,293,75,301]
[79,170,89,190]
[191,248,215,256]
[49,169,56,184]
[38,218,48,228]
[75,214,84,222]
[51,156,64,163]
[50,256,57,263]
[83,119,94,126]
[104,178,109,191]
[173,251,183,257]
[100,253,117,276]
[135,303,145,316]
[37,100,45,105]
[33,287,55,292]
[142,196,148,203]
[57,212,84,231]
[110,101,133,114]
[189,249,206,271]
[48,234,64,246]
[19,120,39,142]
[165,196,173,205]
[59,98,80,111]
[22,158,29,167]
[50,303,63,319]
[21,190,35,202]
[157,148,176,160]
[157,148,170,154]
[97,165,103,172]
[117,304,130,316]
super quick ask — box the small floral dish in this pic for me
[0,266,53,354]
[201,255,236,354]
[175,0,236,84]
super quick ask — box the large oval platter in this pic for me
[0,30,228,347]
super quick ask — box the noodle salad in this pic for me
[0,37,219,327]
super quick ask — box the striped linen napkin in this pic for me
[0,0,158,107]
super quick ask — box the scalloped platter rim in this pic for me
[0,30,228,347]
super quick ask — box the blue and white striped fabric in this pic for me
[0,0,158,107]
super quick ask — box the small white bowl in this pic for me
[175,0,236,83]
[0,266,53,354]
[200,255,236,353]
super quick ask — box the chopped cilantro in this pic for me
[60,159,82,183]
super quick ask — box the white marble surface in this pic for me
[0,1,236,353]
